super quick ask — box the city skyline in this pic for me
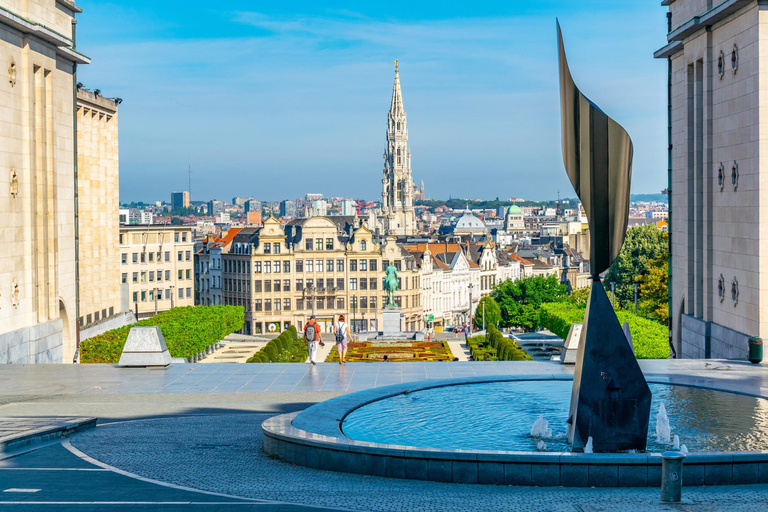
[77,0,667,203]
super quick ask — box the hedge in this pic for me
[538,302,669,359]
[246,328,308,363]
[466,326,532,361]
[80,306,245,363]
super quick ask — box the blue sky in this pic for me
[76,1,669,204]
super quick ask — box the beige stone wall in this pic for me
[119,226,195,318]
[77,90,120,328]
[0,1,83,363]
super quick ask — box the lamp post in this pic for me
[362,312,366,333]
[154,287,158,315]
[352,295,357,333]
[468,282,474,334]
[170,285,175,308]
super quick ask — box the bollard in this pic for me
[660,451,686,502]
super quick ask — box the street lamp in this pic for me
[352,295,357,333]
[170,285,175,308]
[468,282,474,334]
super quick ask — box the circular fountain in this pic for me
[262,375,768,487]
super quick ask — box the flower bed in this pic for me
[326,341,453,362]
[80,305,244,363]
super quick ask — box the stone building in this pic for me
[655,0,766,358]
[216,216,422,335]
[76,88,131,339]
[119,225,195,319]
[171,191,189,211]
[196,228,242,307]
[0,0,90,363]
[376,62,417,236]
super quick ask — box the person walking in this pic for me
[334,314,351,365]
[304,315,322,365]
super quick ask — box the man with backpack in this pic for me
[304,315,322,365]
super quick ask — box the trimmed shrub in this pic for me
[287,325,298,341]
[81,306,244,363]
[538,302,669,359]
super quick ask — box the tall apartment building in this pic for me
[76,88,132,339]
[208,199,224,216]
[232,196,253,206]
[0,0,90,363]
[279,200,297,218]
[213,216,422,335]
[119,225,195,319]
[244,199,261,214]
[655,0,767,358]
[171,191,190,211]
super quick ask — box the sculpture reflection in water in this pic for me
[557,21,652,452]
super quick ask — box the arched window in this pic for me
[361,240,367,251]
[397,122,400,130]
[397,148,401,156]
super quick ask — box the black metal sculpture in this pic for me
[558,22,652,452]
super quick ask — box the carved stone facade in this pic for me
[0,0,90,363]
[379,62,417,236]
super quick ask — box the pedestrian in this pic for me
[304,315,322,365]
[334,314,351,365]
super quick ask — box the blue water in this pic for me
[342,381,768,452]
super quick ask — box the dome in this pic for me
[454,210,486,233]
[508,204,522,215]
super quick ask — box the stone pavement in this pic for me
[199,340,268,363]
[446,340,471,361]
[0,417,95,454]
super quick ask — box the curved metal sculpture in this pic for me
[558,22,651,452]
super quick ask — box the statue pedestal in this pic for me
[381,307,402,338]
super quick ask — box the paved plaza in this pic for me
[0,359,767,511]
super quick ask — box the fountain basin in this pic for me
[262,375,768,487]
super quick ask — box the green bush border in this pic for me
[81,306,245,363]
[246,326,308,363]
[466,325,532,361]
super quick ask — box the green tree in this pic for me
[605,225,667,309]
[636,256,668,324]
[170,217,183,225]
[492,275,568,331]
[567,286,591,308]
[473,296,501,329]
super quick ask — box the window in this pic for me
[326,238,333,250]
[336,278,344,290]
[337,298,345,309]
[149,290,155,302]
[382,260,389,269]
[370,296,377,309]
[174,233,179,242]
[178,270,183,280]
[178,251,182,261]
[360,297,368,309]
[296,260,303,272]
[165,251,170,262]
[157,270,163,282]
[394,260,402,271]
[296,279,303,291]
[141,252,146,263]
[326,260,333,272]
[255,261,262,273]
[265,299,272,311]
[370,278,377,290]
[122,273,127,284]
[283,279,290,292]
[360,259,367,271]
[264,262,271,274]
[186,287,191,298]
[165,270,170,281]
[141,271,147,283]
[254,280,262,292]
[296,299,304,310]
[350,260,357,272]
[316,278,324,290]
[273,261,280,273]
[141,291,146,302]
[284,298,291,311]
[305,238,313,251]
[317,297,325,310]
[350,278,358,290]
[132,272,138,283]
[337,260,344,272]
[274,299,281,311]
[273,243,281,254]
[283,261,291,273]
[306,260,313,272]
[157,252,161,261]
[274,280,281,292]
[165,289,171,299]
[149,252,154,263]
[265,280,272,292]
[264,243,271,254]
[351,296,357,309]
[132,253,138,263]
[132,291,138,302]
[179,288,184,298]
[394,296,402,307]
[316,260,323,272]
[185,251,191,261]
[149,271,155,282]
[360,278,368,290]
[361,240,367,251]
[306,279,313,290]
[182,232,187,242]
[316,238,323,250]
[327,297,334,309]
[254,299,262,312]
[121,253,127,264]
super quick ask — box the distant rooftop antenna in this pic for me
[188,165,192,200]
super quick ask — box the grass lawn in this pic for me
[326,341,454,362]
